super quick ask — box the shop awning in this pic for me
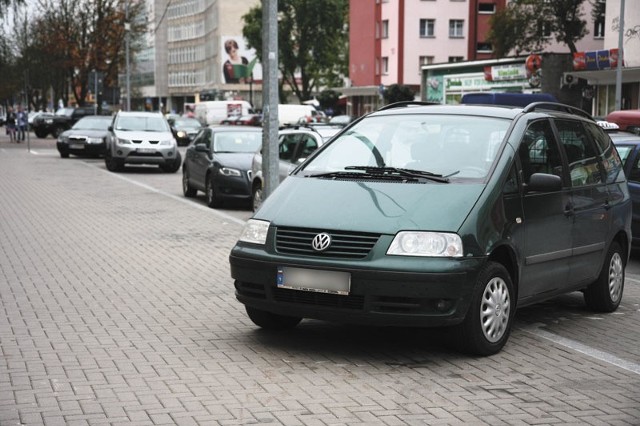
[568,66,640,85]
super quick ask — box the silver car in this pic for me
[105,111,181,173]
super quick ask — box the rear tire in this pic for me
[160,152,181,173]
[584,241,625,312]
[182,168,197,197]
[454,262,514,356]
[246,306,301,330]
[252,183,263,212]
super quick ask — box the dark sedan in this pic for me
[609,128,640,246]
[171,117,203,146]
[56,115,113,158]
[182,126,262,208]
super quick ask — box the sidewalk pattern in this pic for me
[1,135,639,425]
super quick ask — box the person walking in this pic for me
[5,106,17,143]
[16,105,28,143]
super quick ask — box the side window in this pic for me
[298,135,318,159]
[279,134,299,161]
[503,163,519,194]
[630,155,640,182]
[518,119,562,185]
[555,120,602,187]
[584,122,625,184]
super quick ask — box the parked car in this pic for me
[104,111,181,173]
[32,106,111,138]
[230,101,631,356]
[56,115,112,158]
[328,115,354,127]
[170,117,203,146]
[250,127,328,211]
[182,126,262,208]
[601,122,640,247]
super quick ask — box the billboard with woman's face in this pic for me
[221,36,263,84]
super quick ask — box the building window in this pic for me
[448,56,464,63]
[382,57,389,74]
[477,42,493,52]
[594,18,605,38]
[478,3,496,13]
[449,20,464,38]
[419,56,434,73]
[382,20,389,39]
[420,19,435,37]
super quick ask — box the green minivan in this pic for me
[229,102,631,356]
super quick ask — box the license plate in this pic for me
[137,148,156,154]
[69,144,84,149]
[277,266,350,295]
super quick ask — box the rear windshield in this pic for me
[299,114,511,180]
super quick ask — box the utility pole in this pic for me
[125,0,131,111]
[262,0,279,200]
[615,0,625,111]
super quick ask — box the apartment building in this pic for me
[346,0,607,116]
[128,0,259,113]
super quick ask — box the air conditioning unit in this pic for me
[562,73,577,87]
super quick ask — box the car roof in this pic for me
[206,125,262,132]
[116,111,164,117]
[608,131,640,144]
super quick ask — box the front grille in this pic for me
[276,227,380,259]
[69,137,87,143]
[274,287,364,309]
[131,140,160,144]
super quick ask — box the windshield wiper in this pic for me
[308,166,451,183]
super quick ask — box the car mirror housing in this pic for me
[526,173,562,192]
[195,143,209,153]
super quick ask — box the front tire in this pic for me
[182,168,197,197]
[105,150,124,172]
[246,306,302,330]
[59,148,70,158]
[454,262,514,356]
[584,241,625,312]
[205,175,223,208]
[160,152,182,173]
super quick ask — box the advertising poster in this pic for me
[221,36,263,84]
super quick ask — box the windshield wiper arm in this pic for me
[344,166,451,183]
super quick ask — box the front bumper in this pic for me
[113,144,178,165]
[230,242,487,327]
[214,173,252,201]
[57,141,106,156]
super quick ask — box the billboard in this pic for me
[221,36,263,84]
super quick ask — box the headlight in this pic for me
[238,219,270,245]
[177,131,187,138]
[117,137,131,145]
[387,231,463,257]
[219,167,241,176]
[45,118,53,124]
[87,137,103,144]
[159,139,175,146]
[57,136,67,143]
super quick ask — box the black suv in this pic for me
[32,106,111,138]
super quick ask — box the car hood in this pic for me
[214,152,256,171]
[62,129,109,138]
[114,130,174,141]
[255,176,485,234]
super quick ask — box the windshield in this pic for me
[174,118,201,128]
[55,107,74,117]
[115,115,170,132]
[213,132,262,153]
[73,117,111,130]
[299,114,510,180]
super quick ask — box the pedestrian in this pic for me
[16,105,28,143]
[5,106,17,143]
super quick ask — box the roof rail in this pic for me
[377,101,440,111]
[522,102,593,120]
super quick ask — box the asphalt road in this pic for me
[1,133,639,425]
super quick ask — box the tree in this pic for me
[487,0,588,57]
[242,0,348,103]
[383,84,415,104]
[0,0,25,19]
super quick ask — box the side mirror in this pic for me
[108,125,114,132]
[526,173,562,192]
[195,143,209,153]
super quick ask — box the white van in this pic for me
[277,104,318,126]
[194,100,252,125]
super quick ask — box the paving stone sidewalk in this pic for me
[1,133,639,425]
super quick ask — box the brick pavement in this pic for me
[1,132,639,425]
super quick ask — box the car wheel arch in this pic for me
[487,244,519,303]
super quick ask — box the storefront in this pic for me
[421,57,542,104]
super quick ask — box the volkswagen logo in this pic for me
[311,232,332,252]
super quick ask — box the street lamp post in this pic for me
[125,0,131,111]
